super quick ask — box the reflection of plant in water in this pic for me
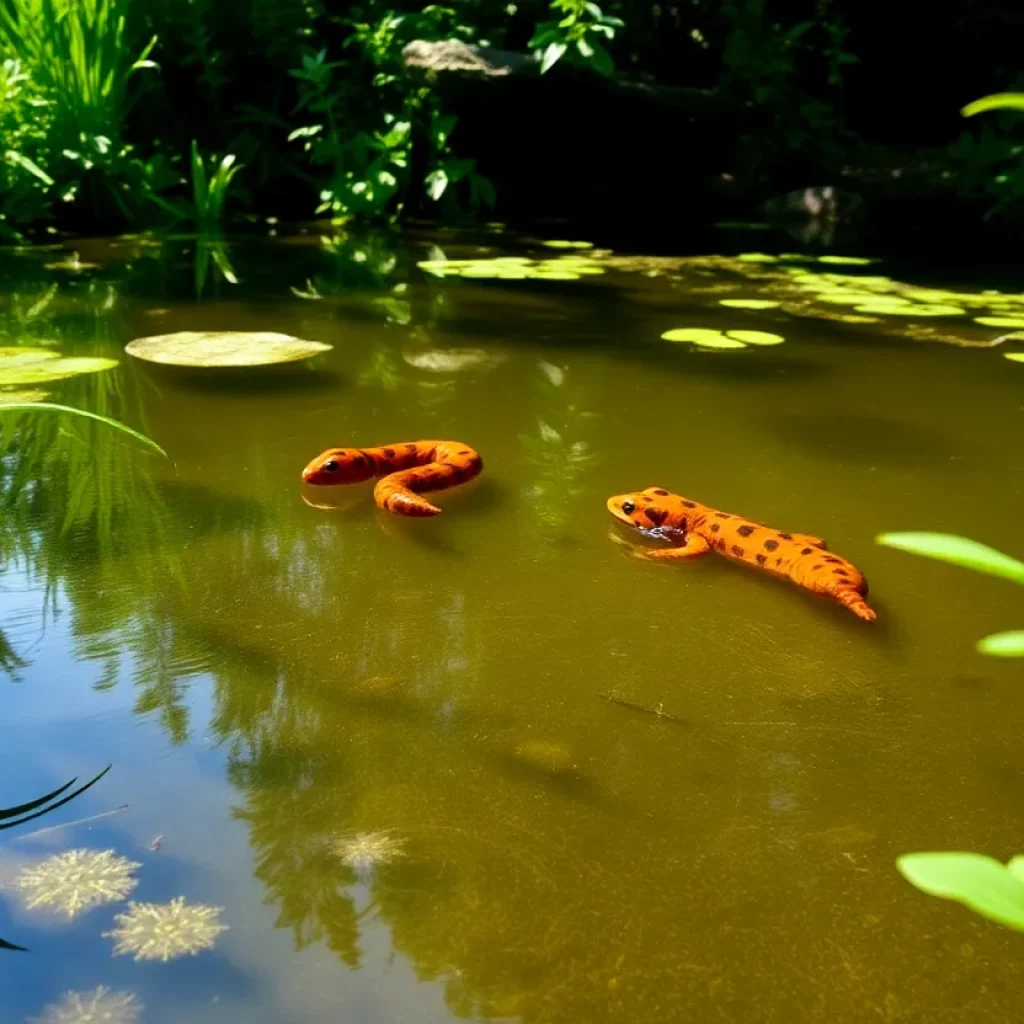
[105,896,228,961]
[27,985,142,1024]
[332,830,406,878]
[193,234,240,299]
[518,361,601,532]
[14,848,140,918]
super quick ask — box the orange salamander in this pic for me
[302,441,483,517]
[607,487,876,621]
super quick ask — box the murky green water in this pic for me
[2,230,1024,1023]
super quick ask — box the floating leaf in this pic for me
[735,253,778,263]
[896,852,1024,932]
[660,328,746,349]
[975,316,1024,328]
[0,355,117,386]
[853,302,924,315]
[125,331,332,367]
[903,305,967,317]
[540,240,593,250]
[976,631,1024,657]
[876,532,1024,586]
[1005,353,1024,363]
[816,291,889,306]
[816,255,877,266]
[718,299,781,309]
[726,330,785,346]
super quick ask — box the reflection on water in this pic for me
[1,232,1024,1022]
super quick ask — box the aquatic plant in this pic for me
[332,830,407,877]
[27,985,142,1024]
[530,0,623,76]
[0,401,169,459]
[876,532,1024,656]
[105,896,228,960]
[660,327,784,350]
[125,331,332,368]
[14,848,140,917]
[417,254,605,281]
[897,851,1024,934]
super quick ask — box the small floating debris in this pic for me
[14,848,140,918]
[401,347,506,372]
[599,691,686,724]
[43,252,99,272]
[125,331,332,367]
[27,985,143,1024]
[332,830,407,874]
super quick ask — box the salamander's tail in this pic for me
[839,589,877,622]
[374,481,442,517]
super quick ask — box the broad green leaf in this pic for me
[876,532,1024,586]
[962,93,1024,117]
[425,169,448,202]
[126,331,332,368]
[976,631,1024,657]
[896,852,1024,932]
[540,42,567,73]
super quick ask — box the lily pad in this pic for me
[0,389,50,405]
[816,255,877,266]
[661,328,746,350]
[125,331,332,368]
[726,330,785,346]
[853,302,925,315]
[1005,353,1024,363]
[540,240,593,250]
[0,350,117,386]
[736,253,778,263]
[718,299,781,309]
[975,316,1024,328]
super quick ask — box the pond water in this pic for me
[1,229,1023,1023]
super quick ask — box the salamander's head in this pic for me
[302,448,376,486]
[606,487,683,531]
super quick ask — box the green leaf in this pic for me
[425,169,448,201]
[875,533,1024,587]
[5,151,54,186]
[962,93,1024,118]
[0,403,169,461]
[540,41,567,74]
[976,631,1024,657]
[896,852,1024,932]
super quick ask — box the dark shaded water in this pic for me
[1,229,1023,1023]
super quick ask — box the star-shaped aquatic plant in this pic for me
[15,848,140,918]
[27,985,142,1024]
[105,896,228,961]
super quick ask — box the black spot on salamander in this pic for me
[824,556,841,564]
[715,512,731,519]
[682,501,697,508]
[710,523,720,533]
[832,569,849,577]
[652,488,669,496]
[641,495,653,503]
[778,532,792,540]
[801,547,813,555]
[644,508,668,527]
[763,539,779,552]
[775,557,782,565]
[756,553,766,566]
[737,525,755,537]
[813,564,823,571]
[383,447,397,459]
[731,545,745,557]
[458,449,470,454]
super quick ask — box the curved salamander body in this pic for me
[607,487,876,621]
[302,441,483,517]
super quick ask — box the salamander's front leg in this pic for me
[642,535,711,561]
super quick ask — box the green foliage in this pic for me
[897,852,1024,933]
[876,532,1024,656]
[286,5,495,223]
[529,0,624,76]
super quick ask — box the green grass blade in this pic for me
[0,403,170,462]
[876,532,1024,587]
[962,93,1024,117]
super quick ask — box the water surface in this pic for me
[1,231,1023,1023]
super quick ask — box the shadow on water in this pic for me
[764,412,958,465]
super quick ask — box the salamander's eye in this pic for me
[621,501,635,514]
[323,459,340,472]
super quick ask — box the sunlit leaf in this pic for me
[0,403,169,460]
[726,330,785,346]
[661,328,746,349]
[876,532,1024,586]
[718,299,781,309]
[1005,353,1024,363]
[962,93,1024,117]
[975,316,1024,328]
[897,852,1024,932]
[976,631,1024,657]
[125,331,332,368]
[540,41,567,73]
